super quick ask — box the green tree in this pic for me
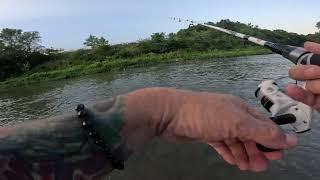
[20,31,42,53]
[0,28,47,79]
[0,28,41,53]
[150,32,166,43]
[84,35,109,49]
[149,32,168,53]
[317,21,320,30]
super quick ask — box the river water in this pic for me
[0,54,320,180]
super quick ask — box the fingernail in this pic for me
[285,133,298,148]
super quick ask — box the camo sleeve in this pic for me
[0,96,129,180]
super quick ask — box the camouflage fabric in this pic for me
[0,96,128,180]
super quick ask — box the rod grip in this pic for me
[309,53,320,66]
[299,53,320,66]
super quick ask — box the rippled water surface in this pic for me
[1,54,320,180]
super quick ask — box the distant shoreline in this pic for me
[0,47,271,88]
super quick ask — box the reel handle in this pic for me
[256,115,296,152]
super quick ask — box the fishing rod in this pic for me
[170,17,320,66]
[171,17,316,152]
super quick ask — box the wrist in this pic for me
[121,87,180,150]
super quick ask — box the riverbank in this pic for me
[0,47,271,87]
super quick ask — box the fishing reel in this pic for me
[254,80,312,151]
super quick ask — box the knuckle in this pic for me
[229,95,248,107]
[289,65,304,79]
[305,66,320,77]
[233,96,245,103]
[268,125,281,138]
[233,118,250,139]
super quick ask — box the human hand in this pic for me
[124,88,298,172]
[287,42,320,111]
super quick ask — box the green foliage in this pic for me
[0,28,42,53]
[115,43,141,58]
[306,33,320,44]
[83,35,114,60]
[0,28,51,80]
[84,35,109,50]
[0,47,270,87]
[1,19,320,85]
[316,21,320,30]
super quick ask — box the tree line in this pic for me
[1,19,319,80]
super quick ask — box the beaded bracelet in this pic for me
[76,104,125,170]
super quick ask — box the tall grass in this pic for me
[0,47,270,87]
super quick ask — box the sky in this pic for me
[0,0,319,50]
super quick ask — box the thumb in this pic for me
[248,119,298,149]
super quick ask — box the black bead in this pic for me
[112,161,125,170]
[84,120,93,127]
[76,103,124,170]
[76,104,87,117]
[76,104,84,112]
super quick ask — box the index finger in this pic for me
[289,65,320,81]
[245,108,298,149]
[304,42,320,54]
